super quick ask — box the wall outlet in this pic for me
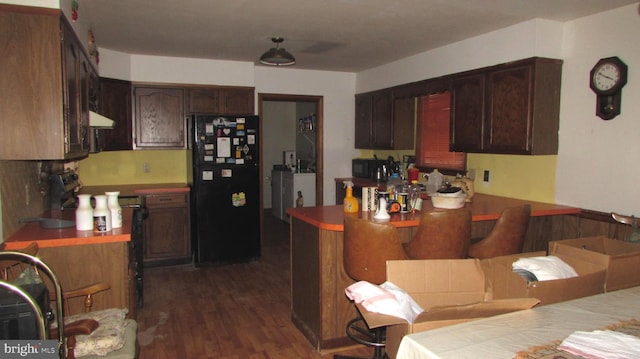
[143,162,150,173]
[483,170,490,183]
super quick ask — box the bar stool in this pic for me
[335,216,409,359]
[403,208,472,260]
[468,204,531,259]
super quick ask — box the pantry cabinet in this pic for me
[187,86,254,114]
[0,7,93,159]
[450,57,563,155]
[143,192,191,266]
[134,86,186,148]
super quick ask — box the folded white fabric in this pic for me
[345,281,423,323]
[558,329,640,359]
[512,255,578,281]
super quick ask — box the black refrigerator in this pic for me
[191,114,260,264]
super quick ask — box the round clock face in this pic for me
[592,62,622,92]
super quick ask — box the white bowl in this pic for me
[430,192,466,209]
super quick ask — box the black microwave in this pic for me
[352,158,381,179]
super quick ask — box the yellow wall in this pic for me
[78,150,190,186]
[466,154,556,203]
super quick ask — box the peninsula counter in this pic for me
[286,193,580,351]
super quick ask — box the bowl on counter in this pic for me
[430,190,467,209]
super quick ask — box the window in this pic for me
[415,92,466,174]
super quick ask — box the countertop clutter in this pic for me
[287,193,580,232]
[3,183,190,250]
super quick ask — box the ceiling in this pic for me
[82,0,638,72]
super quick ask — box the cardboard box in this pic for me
[357,259,540,359]
[480,251,607,305]
[549,236,640,292]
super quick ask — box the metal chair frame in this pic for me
[0,251,65,359]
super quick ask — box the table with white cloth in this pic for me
[396,286,640,359]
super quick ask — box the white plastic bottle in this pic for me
[93,195,112,232]
[106,191,122,229]
[75,194,94,231]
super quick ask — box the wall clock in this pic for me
[589,56,628,120]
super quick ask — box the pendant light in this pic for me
[260,37,296,66]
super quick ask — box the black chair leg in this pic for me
[334,317,386,359]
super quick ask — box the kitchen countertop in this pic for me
[3,208,134,250]
[286,193,580,231]
[2,184,191,251]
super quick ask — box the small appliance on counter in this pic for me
[352,158,385,180]
[49,171,81,210]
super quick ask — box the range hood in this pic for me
[89,111,115,129]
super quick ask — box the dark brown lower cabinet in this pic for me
[143,192,191,266]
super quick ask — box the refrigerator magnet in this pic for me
[236,130,245,136]
[233,137,240,145]
[221,169,232,177]
[202,170,213,181]
[205,123,214,134]
[216,158,225,164]
[217,137,231,157]
[236,159,245,165]
[232,192,247,207]
[237,124,245,130]
[247,135,255,145]
[237,118,246,123]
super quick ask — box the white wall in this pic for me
[556,5,640,214]
[255,67,357,204]
[356,19,564,93]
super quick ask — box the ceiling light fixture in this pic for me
[260,37,296,66]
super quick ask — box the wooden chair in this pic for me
[0,244,137,359]
[403,208,472,260]
[468,204,531,259]
[335,216,409,359]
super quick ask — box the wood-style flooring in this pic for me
[136,212,372,359]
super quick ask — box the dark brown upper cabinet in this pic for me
[450,57,563,155]
[99,78,133,151]
[0,8,93,160]
[134,86,186,149]
[187,87,254,115]
[355,89,413,149]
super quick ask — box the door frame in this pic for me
[258,93,324,207]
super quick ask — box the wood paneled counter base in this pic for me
[286,193,580,351]
[3,208,136,317]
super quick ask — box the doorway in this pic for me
[258,93,324,212]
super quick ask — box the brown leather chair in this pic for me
[336,216,409,359]
[468,204,531,259]
[403,208,472,260]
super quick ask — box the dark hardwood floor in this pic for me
[136,211,372,358]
